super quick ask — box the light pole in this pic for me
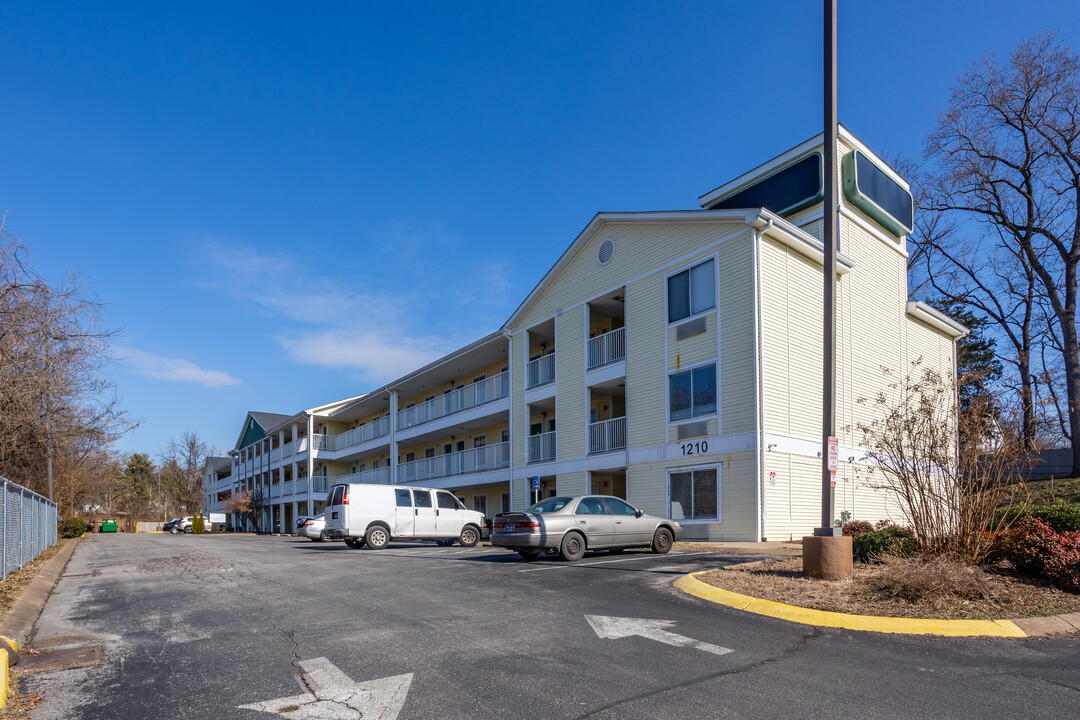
[804,0,853,579]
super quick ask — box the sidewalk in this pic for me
[0,537,83,648]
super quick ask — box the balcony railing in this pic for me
[312,434,334,452]
[397,371,510,431]
[527,431,556,463]
[335,416,392,452]
[279,440,295,459]
[526,354,555,389]
[312,476,330,494]
[587,327,625,369]
[283,479,293,496]
[330,466,393,486]
[588,416,627,454]
[398,442,510,484]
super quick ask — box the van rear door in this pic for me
[326,484,347,531]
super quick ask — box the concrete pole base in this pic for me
[802,535,853,580]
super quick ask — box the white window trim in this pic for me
[667,462,722,523]
[665,255,719,326]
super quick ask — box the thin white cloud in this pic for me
[113,346,242,388]
[191,223,514,384]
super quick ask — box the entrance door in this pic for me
[393,488,415,536]
[412,489,437,536]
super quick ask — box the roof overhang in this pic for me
[906,302,969,339]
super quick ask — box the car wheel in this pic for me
[652,527,673,554]
[170,528,178,534]
[517,549,542,561]
[309,535,323,542]
[560,532,586,561]
[344,537,364,549]
[435,539,455,547]
[458,525,480,548]
[365,525,390,550]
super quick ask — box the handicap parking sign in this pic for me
[531,476,540,491]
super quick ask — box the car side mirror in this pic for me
[635,510,644,518]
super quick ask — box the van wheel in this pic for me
[459,525,480,548]
[517,550,541,561]
[344,537,364,549]
[365,525,390,550]
[560,532,586,561]
[652,527,673,554]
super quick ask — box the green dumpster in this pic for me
[101,519,118,533]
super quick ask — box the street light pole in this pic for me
[819,0,839,537]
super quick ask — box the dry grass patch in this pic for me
[0,541,67,622]
[697,555,1080,620]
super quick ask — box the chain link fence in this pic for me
[2,477,58,581]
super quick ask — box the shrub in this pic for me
[192,514,205,534]
[996,499,1080,534]
[58,517,89,538]
[853,524,919,563]
[994,517,1080,593]
[842,520,874,538]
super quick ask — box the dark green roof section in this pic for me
[239,417,265,449]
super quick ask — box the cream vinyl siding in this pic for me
[625,273,667,449]
[555,471,587,497]
[510,221,744,333]
[555,305,586,459]
[717,235,756,435]
[667,312,716,367]
[511,333,527,467]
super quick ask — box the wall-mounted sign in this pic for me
[709,153,823,217]
[842,150,914,237]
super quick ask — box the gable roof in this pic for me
[234,411,297,451]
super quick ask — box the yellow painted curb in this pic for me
[1,648,8,709]
[674,571,1027,638]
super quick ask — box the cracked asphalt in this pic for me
[21,534,1080,719]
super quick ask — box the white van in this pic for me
[323,483,487,550]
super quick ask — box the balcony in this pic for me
[330,466,393,486]
[283,479,293,496]
[588,417,627,454]
[587,327,625,369]
[312,434,334,452]
[526,354,555,389]
[527,431,556,463]
[398,442,510,484]
[335,416,392,452]
[397,371,510,431]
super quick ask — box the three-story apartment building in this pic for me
[205,126,964,541]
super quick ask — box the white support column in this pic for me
[389,389,399,484]
[306,413,315,503]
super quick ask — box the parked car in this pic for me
[490,495,682,561]
[295,516,311,534]
[163,517,182,533]
[299,515,326,541]
[323,483,487,550]
[172,516,194,534]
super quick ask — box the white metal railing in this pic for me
[397,371,510,430]
[335,416,392,451]
[526,354,555,389]
[296,436,309,454]
[270,446,282,463]
[588,416,627,454]
[283,480,293,496]
[587,327,625,369]
[311,476,330,494]
[312,434,334,452]
[280,440,295,459]
[398,442,510,484]
[330,466,393,486]
[527,431,556,463]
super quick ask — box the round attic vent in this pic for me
[597,237,615,265]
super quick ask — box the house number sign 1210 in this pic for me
[680,440,708,456]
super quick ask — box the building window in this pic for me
[669,467,718,520]
[669,364,717,421]
[474,495,487,515]
[667,259,715,323]
[501,492,510,513]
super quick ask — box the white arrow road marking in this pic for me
[586,615,733,657]
[238,657,413,720]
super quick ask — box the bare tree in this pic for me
[923,32,1080,472]
[0,222,133,498]
[158,432,209,516]
[858,361,1030,564]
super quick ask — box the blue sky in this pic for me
[4,1,1079,457]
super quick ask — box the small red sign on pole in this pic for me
[828,436,838,486]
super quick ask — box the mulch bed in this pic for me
[696,557,1080,620]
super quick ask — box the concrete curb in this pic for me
[674,571,1031,638]
[0,537,83,649]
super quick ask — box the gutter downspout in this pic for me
[749,213,772,542]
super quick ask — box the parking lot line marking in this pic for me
[517,552,712,573]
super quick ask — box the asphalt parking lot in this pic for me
[21,534,1080,719]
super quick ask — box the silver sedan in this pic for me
[490,495,683,561]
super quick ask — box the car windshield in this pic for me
[526,497,571,513]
